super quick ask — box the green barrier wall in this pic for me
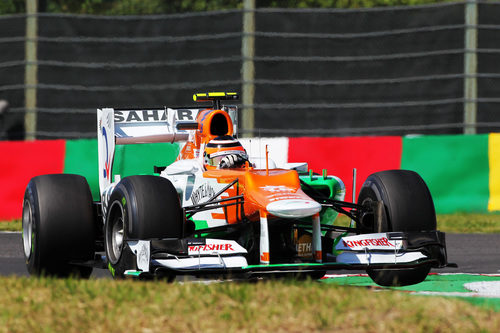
[63,139,180,201]
[401,134,489,213]
[113,142,181,179]
[64,139,99,200]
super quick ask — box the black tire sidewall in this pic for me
[23,183,42,275]
[22,174,95,277]
[104,175,183,278]
[358,170,436,287]
[359,170,436,232]
[120,175,183,240]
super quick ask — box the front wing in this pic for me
[122,231,447,279]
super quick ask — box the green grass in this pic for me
[0,219,21,232]
[4,214,500,233]
[1,277,500,332]
[437,213,500,233]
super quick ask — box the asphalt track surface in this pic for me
[1,232,499,278]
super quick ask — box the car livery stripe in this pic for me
[193,219,209,230]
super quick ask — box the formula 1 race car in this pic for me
[22,92,449,286]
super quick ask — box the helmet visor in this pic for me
[206,150,247,167]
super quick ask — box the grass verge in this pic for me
[1,277,500,332]
[437,213,500,233]
[0,220,21,232]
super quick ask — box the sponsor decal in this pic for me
[342,237,394,248]
[189,243,235,252]
[191,183,216,205]
[260,185,295,193]
[176,109,195,121]
[268,195,304,202]
[114,110,168,123]
[114,109,198,124]
[100,111,113,182]
[296,234,313,258]
[260,186,306,202]
[102,127,110,180]
[187,239,247,255]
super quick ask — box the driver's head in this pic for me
[204,135,247,169]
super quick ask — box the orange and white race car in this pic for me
[22,92,450,286]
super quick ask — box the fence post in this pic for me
[241,0,255,137]
[24,0,38,140]
[464,0,478,135]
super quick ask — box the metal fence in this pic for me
[0,0,499,139]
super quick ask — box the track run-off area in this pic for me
[322,273,500,311]
[2,231,500,311]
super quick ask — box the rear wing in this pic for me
[97,106,238,196]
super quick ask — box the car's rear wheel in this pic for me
[357,170,436,287]
[22,174,96,278]
[105,176,183,279]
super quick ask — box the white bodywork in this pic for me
[266,199,322,219]
[335,233,426,265]
[127,239,249,273]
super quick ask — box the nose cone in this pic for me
[266,199,322,218]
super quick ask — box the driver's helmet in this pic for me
[204,135,247,168]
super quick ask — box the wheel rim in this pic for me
[22,199,33,260]
[111,217,124,262]
[106,202,125,265]
[358,197,376,233]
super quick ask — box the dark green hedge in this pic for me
[2,0,454,15]
[0,0,25,14]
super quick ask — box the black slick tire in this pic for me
[22,174,96,278]
[357,170,436,287]
[104,176,183,279]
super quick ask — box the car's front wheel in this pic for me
[358,170,436,286]
[104,175,184,279]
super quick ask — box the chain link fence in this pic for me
[0,1,499,139]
